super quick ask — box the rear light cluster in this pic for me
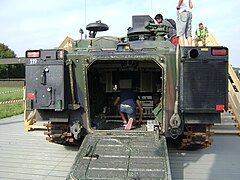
[26,50,40,58]
[188,47,228,59]
[26,50,65,60]
[211,48,228,56]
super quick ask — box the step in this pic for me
[28,125,47,130]
[214,122,238,126]
[212,129,240,134]
[221,115,236,120]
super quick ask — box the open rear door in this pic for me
[67,131,171,179]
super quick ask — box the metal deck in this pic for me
[1,114,240,179]
[168,133,240,180]
[0,114,78,180]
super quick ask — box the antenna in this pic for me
[151,0,153,17]
[85,0,87,39]
[79,28,84,39]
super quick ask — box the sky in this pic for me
[0,0,240,67]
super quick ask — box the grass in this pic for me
[0,87,24,119]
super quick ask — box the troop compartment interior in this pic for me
[87,59,164,131]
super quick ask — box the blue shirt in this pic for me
[118,89,138,108]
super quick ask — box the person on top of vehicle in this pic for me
[194,23,209,46]
[154,14,178,45]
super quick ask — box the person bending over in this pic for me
[114,89,143,130]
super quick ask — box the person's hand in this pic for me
[139,118,144,124]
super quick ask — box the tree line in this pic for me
[0,43,24,78]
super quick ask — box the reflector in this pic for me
[125,45,130,50]
[211,48,228,56]
[27,93,35,100]
[216,105,225,111]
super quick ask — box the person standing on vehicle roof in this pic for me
[176,0,193,46]
[194,23,208,46]
[113,89,143,130]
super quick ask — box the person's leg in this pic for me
[185,12,192,46]
[194,38,199,46]
[119,111,127,124]
[125,117,133,130]
[129,107,137,125]
[202,37,206,46]
[177,12,187,46]
[178,36,185,46]
[119,104,127,125]
[125,106,135,130]
[187,36,192,46]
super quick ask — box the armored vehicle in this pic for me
[25,15,228,179]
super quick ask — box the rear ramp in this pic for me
[67,131,171,180]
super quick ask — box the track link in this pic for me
[177,124,213,150]
[44,122,212,150]
[44,122,81,145]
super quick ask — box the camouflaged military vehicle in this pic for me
[25,15,228,179]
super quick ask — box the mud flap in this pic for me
[67,131,171,180]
